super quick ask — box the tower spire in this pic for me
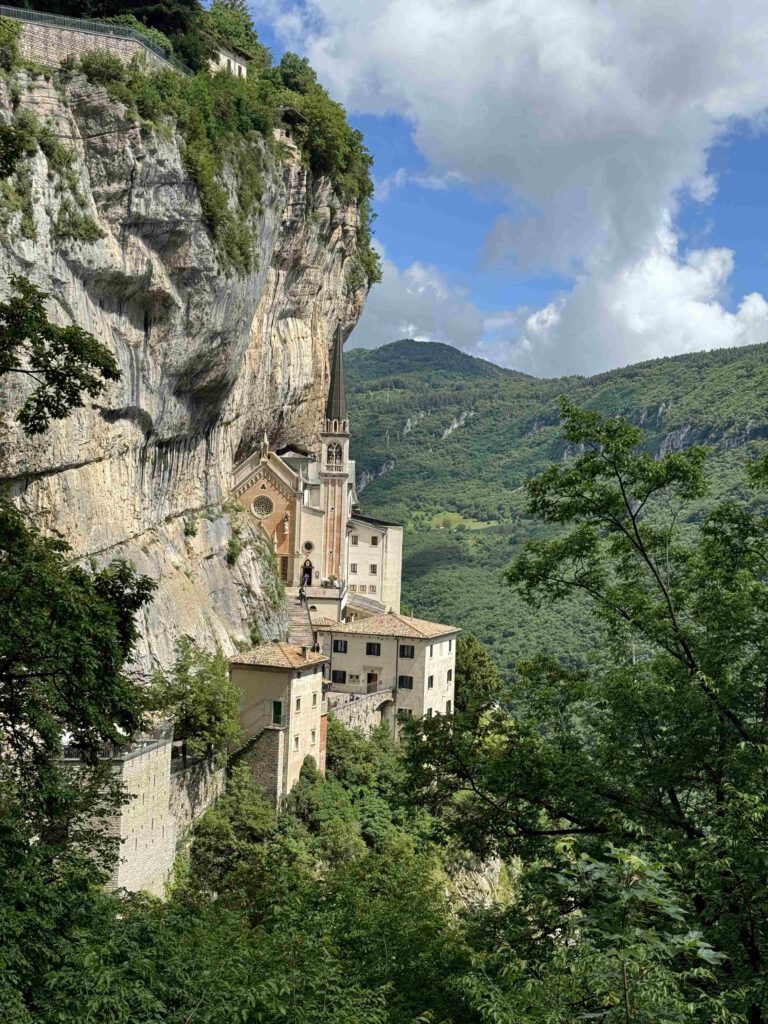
[324,324,347,424]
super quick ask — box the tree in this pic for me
[0,498,154,816]
[454,632,503,714]
[404,398,768,1022]
[146,637,241,764]
[208,0,270,66]
[0,276,120,434]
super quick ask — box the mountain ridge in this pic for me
[346,338,768,673]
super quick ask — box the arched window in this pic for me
[326,444,335,467]
[334,444,343,464]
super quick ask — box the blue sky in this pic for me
[250,1,768,377]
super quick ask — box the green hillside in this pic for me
[346,339,768,674]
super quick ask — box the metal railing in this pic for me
[60,723,173,762]
[0,4,192,75]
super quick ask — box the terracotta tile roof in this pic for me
[310,615,339,628]
[313,611,459,640]
[230,641,327,670]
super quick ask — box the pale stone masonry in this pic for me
[61,726,225,898]
[231,328,403,622]
[230,642,328,802]
[1,6,184,74]
[316,612,459,738]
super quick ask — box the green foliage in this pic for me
[404,403,768,1021]
[0,497,154,824]
[347,338,768,674]
[0,16,21,72]
[146,637,241,761]
[207,0,271,66]
[78,49,126,85]
[69,30,378,277]
[459,847,730,1023]
[0,276,119,433]
[98,13,173,55]
[454,633,503,713]
[0,106,104,244]
[226,534,243,564]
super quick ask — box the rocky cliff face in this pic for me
[0,70,368,672]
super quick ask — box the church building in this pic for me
[231,328,402,622]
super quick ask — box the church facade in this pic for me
[231,329,402,621]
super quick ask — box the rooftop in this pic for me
[230,641,327,671]
[314,611,459,640]
[350,512,402,529]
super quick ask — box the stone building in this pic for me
[230,641,328,803]
[231,328,403,623]
[209,42,250,78]
[315,612,459,737]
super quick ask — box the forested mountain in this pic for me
[347,339,768,673]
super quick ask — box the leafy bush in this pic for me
[78,49,126,86]
[0,16,21,72]
[98,14,174,56]
[71,39,378,279]
[146,637,242,763]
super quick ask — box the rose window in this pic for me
[251,495,274,519]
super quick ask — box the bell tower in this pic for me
[320,325,351,581]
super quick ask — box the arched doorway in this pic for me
[301,559,313,586]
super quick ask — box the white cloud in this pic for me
[375,167,466,201]
[349,244,484,350]
[268,0,768,374]
[504,217,768,375]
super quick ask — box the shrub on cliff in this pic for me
[72,39,380,280]
[0,16,21,72]
[146,637,241,765]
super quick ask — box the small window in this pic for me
[398,708,413,719]
[312,692,318,707]
[351,535,359,545]
[429,645,434,657]
[349,584,357,592]
[311,729,316,745]
[446,699,452,714]
[370,563,378,575]
[293,735,299,751]
[331,669,347,685]
[398,675,414,689]
[449,638,453,652]
[333,639,348,653]
[371,536,379,546]
[295,697,301,713]
[272,700,283,725]
[350,563,358,574]
[359,585,367,594]
[369,584,377,593]
[447,669,453,682]
[366,642,381,656]
[399,644,415,659]
[427,675,434,689]
[426,708,433,719]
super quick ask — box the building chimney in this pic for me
[301,645,308,658]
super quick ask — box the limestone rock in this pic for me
[0,71,368,671]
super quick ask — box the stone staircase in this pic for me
[286,594,315,648]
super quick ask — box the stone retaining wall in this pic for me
[328,689,394,736]
[169,758,226,842]
[18,21,176,73]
